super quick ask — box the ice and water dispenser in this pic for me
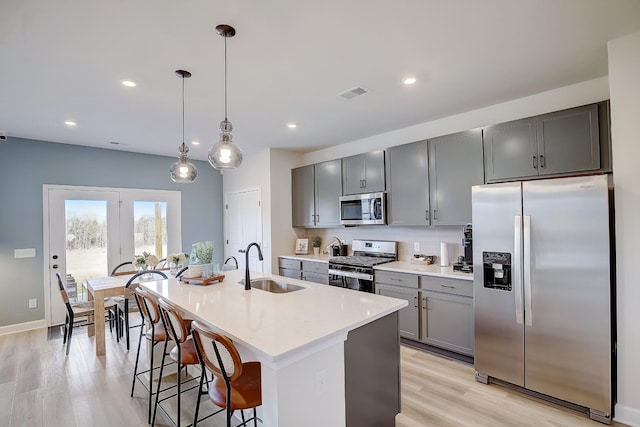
[482,252,512,291]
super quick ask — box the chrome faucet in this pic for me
[324,236,342,254]
[244,242,263,290]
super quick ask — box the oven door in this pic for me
[328,268,374,293]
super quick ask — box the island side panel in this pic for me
[345,312,401,427]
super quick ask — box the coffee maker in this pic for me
[453,223,473,272]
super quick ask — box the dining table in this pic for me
[86,273,134,356]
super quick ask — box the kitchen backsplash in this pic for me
[293,225,465,262]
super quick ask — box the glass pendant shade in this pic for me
[170,143,198,183]
[208,119,243,172]
[169,69,197,183]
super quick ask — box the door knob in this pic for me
[52,255,58,260]
[238,249,246,253]
[52,264,58,269]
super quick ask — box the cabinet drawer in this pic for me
[279,258,301,270]
[303,272,329,285]
[279,268,301,280]
[302,260,328,274]
[375,270,419,289]
[420,276,472,297]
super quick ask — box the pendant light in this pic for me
[169,69,198,183]
[208,24,243,173]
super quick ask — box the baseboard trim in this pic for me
[615,403,640,426]
[0,319,47,336]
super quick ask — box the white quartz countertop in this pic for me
[375,261,474,281]
[141,269,406,363]
[279,254,332,263]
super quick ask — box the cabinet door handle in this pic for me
[414,296,418,308]
[532,155,537,169]
[441,284,456,289]
[539,155,545,169]
[433,209,438,221]
[362,179,366,188]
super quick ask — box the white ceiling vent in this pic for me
[338,86,368,99]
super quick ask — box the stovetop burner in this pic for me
[329,255,394,268]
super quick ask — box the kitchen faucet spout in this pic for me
[244,242,263,290]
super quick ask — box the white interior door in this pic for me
[47,188,120,325]
[225,188,262,272]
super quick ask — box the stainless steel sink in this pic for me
[247,279,305,293]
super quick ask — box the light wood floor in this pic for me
[0,325,624,427]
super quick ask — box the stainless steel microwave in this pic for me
[339,192,386,225]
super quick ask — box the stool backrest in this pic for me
[191,320,242,382]
[158,298,190,344]
[133,287,162,324]
[55,272,74,318]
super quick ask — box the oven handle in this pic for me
[328,269,373,281]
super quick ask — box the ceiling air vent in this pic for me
[338,86,368,100]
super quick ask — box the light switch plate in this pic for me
[15,248,36,258]
[29,299,37,309]
[413,242,420,253]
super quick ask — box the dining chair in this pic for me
[131,287,173,424]
[115,270,168,350]
[191,321,262,427]
[111,261,136,276]
[56,272,115,355]
[153,298,198,427]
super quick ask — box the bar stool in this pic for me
[152,298,199,427]
[131,287,171,424]
[191,320,262,427]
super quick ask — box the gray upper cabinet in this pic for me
[291,159,342,228]
[314,159,342,227]
[428,129,484,226]
[484,103,602,182]
[292,165,315,227]
[483,117,538,182]
[386,140,429,225]
[342,150,386,195]
[536,103,600,176]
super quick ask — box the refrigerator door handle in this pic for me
[514,215,524,325]
[523,215,533,326]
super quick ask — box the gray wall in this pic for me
[0,137,223,327]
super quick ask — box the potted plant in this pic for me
[184,241,214,278]
[311,236,322,255]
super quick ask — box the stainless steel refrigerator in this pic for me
[472,174,613,423]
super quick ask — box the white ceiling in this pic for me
[1,0,640,161]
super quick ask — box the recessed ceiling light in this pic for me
[122,80,137,87]
[192,141,200,146]
[403,77,417,85]
[65,121,77,127]
[287,123,297,129]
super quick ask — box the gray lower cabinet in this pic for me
[278,257,329,284]
[278,258,302,279]
[420,276,473,356]
[428,129,484,225]
[376,270,474,356]
[342,150,386,195]
[484,102,602,182]
[377,284,419,340]
[292,159,342,227]
[386,140,429,225]
[301,260,329,284]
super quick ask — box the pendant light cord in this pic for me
[224,34,228,121]
[182,74,185,145]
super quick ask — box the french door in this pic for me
[44,185,181,326]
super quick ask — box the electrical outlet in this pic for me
[315,369,328,396]
[413,242,420,253]
[29,299,37,309]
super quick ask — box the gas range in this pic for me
[327,239,397,292]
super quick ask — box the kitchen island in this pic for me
[141,269,406,427]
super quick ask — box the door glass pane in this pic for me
[134,201,167,261]
[65,200,108,301]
